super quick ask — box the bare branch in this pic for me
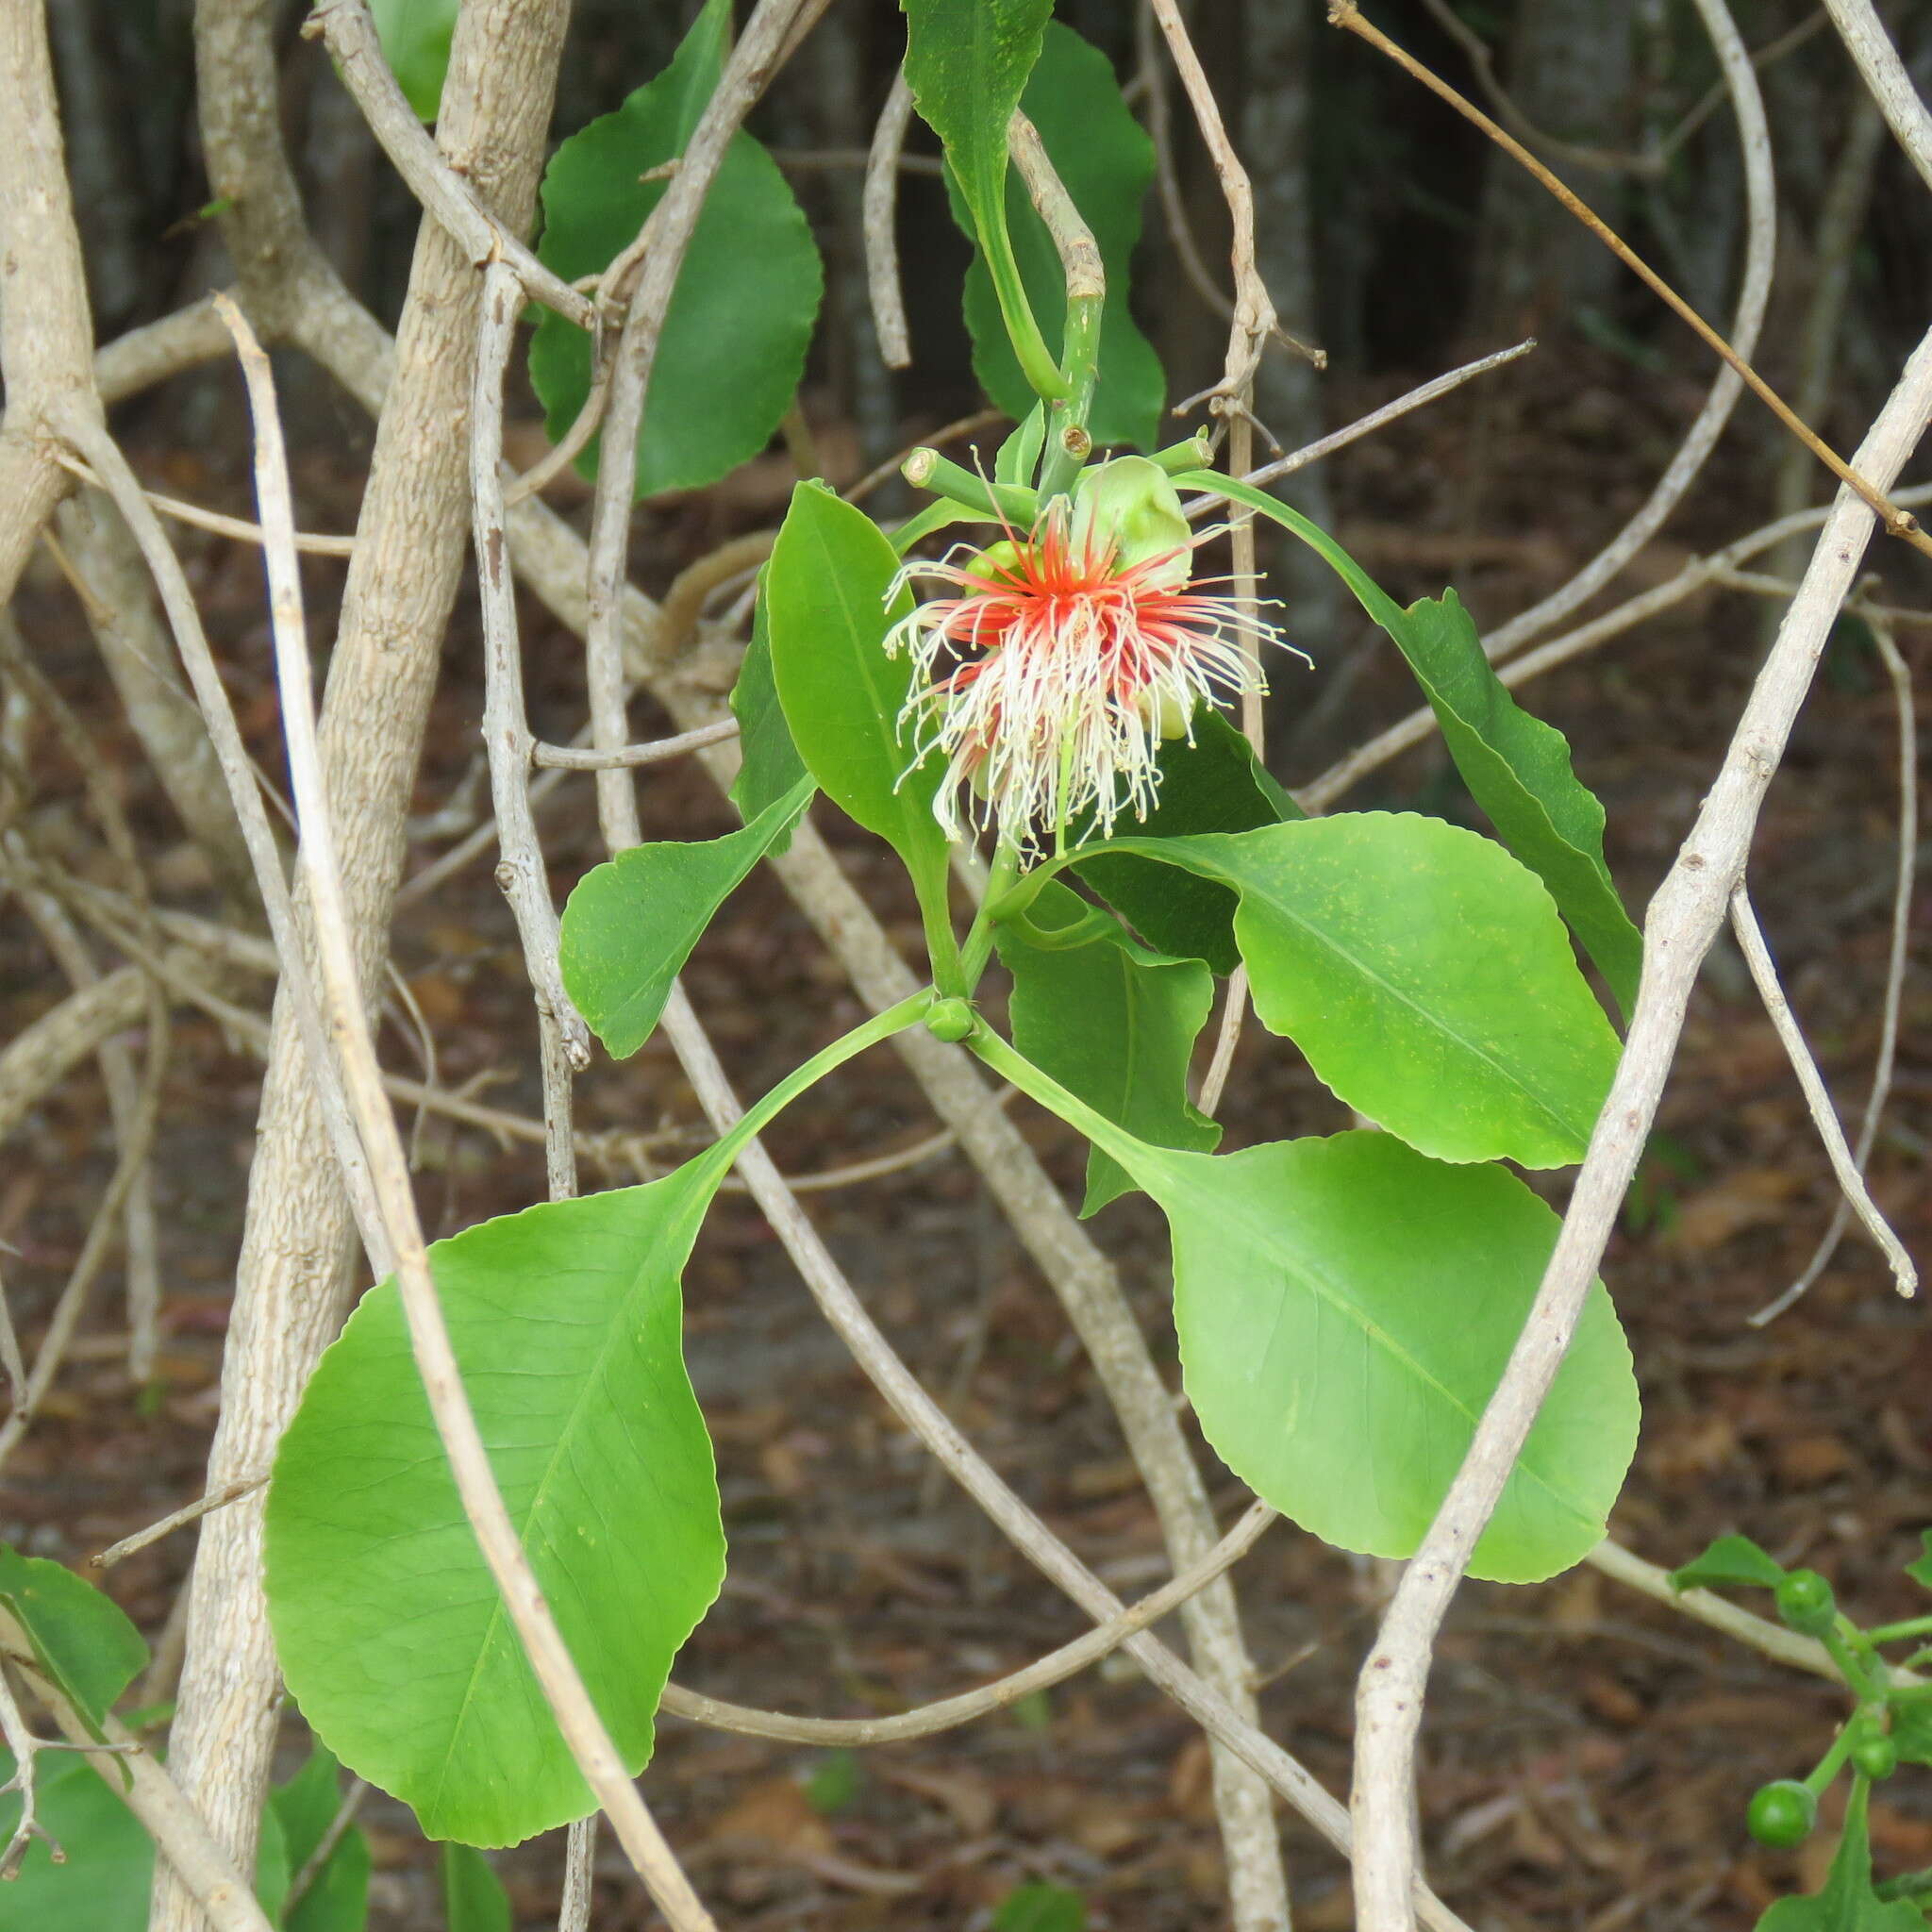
[302,1,592,329]
[90,1478,269,1573]
[1349,320,1932,1932]
[1824,0,1932,194]
[1727,883,1915,1295]
[533,721,740,771]
[664,1502,1277,1745]
[863,72,915,369]
[1755,618,1917,1323]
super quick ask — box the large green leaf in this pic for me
[265,1181,727,1848]
[264,994,928,1850]
[528,0,822,499]
[1072,708,1300,974]
[998,880,1219,1215]
[559,775,813,1059]
[370,0,458,121]
[0,1546,146,1737]
[730,588,808,833]
[1175,473,1642,1017]
[1095,814,1619,1168]
[441,1843,512,1932]
[765,483,952,920]
[980,1030,1639,1582]
[955,24,1165,450]
[1757,1781,1924,1932]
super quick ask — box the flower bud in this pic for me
[1070,457,1193,589]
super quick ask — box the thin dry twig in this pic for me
[50,452,355,557]
[1754,619,1917,1323]
[0,1663,57,1879]
[533,720,740,771]
[90,1477,269,1573]
[1327,1,1932,561]
[1727,883,1916,1296]
[218,295,716,1931]
[1348,320,1932,1932]
[559,1817,595,1932]
[664,1501,1277,1745]
[862,71,915,369]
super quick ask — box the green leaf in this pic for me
[1892,1698,1932,1771]
[992,1883,1088,1932]
[1174,473,1642,1017]
[998,879,1219,1215]
[441,1843,511,1932]
[955,24,1165,450]
[0,1546,147,1738]
[804,1748,862,1815]
[765,483,954,937]
[0,1754,150,1929]
[265,1182,727,1849]
[528,0,822,499]
[903,0,1058,393]
[979,1032,1640,1581]
[370,0,458,121]
[1098,814,1621,1168]
[1905,1529,1932,1591]
[560,775,814,1059]
[1757,1781,1924,1932]
[730,589,808,834]
[273,1744,372,1932]
[1073,709,1301,974]
[1669,1535,1788,1594]
[255,1803,292,1927]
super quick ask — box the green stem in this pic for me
[1804,1722,1858,1797]
[1898,1646,1932,1673]
[696,991,934,1189]
[901,450,1038,527]
[1875,1866,1932,1903]
[1037,287,1103,502]
[970,1022,1150,1179]
[960,840,1024,989]
[1867,1613,1932,1648]
[1149,432,1214,475]
[1824,1622,1890,1703]
[980,221,1069,404]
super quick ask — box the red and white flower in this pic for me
[885,459,1296,854]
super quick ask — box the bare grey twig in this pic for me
[862,72,915,369]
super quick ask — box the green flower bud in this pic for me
[1070,457,1193,588]
[925,997,975,1043]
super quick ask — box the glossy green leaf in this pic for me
[1757,1781,1924,1932]
[265,1183,727,1848]
[765,483,952,918]
[955,24,1165,449]
[981,1030,1641,1583]
[730,590,808,834]
[1174,473,1642,1016]
[441,1843,511,1932]
[1098,814,1620,1167]
[998,879,1219,1214]
[992,1883,1088,1932]
[560,775,813,1059]
[1073,708,1301,974]
[0,1546,146,1737]
[274,1744,372,1932]
[528,0,822,499]
[370,0,458,121]
[1669,1535,1787,1594]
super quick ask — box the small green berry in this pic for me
[925,997,975,1043]
[1774,1570,1837,1637]
[1747,1780,1818,1848]
[1851,1724,1898,1781]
